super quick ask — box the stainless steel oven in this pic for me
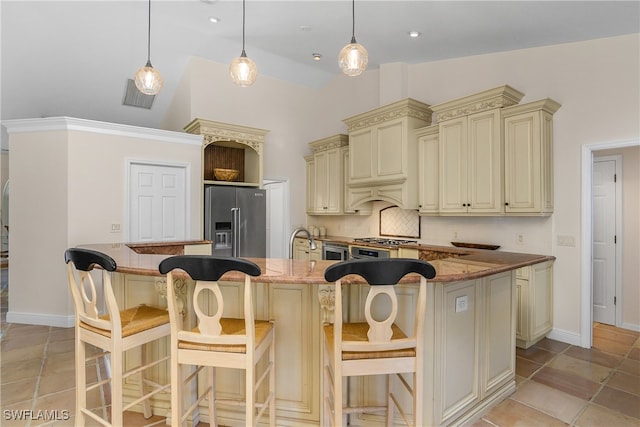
[350,246,391,259]
[322,242,349,261]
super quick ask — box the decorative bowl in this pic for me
[213,168,239,181]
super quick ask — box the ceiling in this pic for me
[1,1,638,130]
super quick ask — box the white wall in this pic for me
[4,118,202,326]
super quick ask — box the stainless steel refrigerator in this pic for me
[204,186,266,258]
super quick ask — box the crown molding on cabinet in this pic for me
[431,85,525,121]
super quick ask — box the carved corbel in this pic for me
[318,284,335,324]
[155,278,188,317]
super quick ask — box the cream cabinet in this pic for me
[416,125,440,214]
[503,99,560,215]
[304,155,315,213]
[343,98,433,210]
[437,109,504,214]
[515,261,554,348]
[293,237,322,261]
[342,148,373,215]
[306,135,347,215]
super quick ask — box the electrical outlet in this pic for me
[453,231,458,240]
[110,223,121,233]
[516,233,524,245]
[455,295,468,313]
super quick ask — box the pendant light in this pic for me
[229,0,257,86]
[338,0,368,77]
[134,0,163,95]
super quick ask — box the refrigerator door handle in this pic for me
[231,208,240,257]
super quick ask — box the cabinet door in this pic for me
[325,148,342,213]
[439,117,468,213]
[375,118,406,179]
[418,130,439,214]
[530,261,553,341]
[305,157,315,214]
[467,110,503,213]
[268,283,320,423]
[349,127,374,183]
[434,280,480,425]
[504,112,541,212]
[313,150,328,213]
[481,271,515,397]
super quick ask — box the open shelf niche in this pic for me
[184,118,269,187]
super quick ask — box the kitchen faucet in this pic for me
[289,227,317,259]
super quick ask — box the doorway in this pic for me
[581,139,639,348]
[591,155,622,326]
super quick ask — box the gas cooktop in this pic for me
[352,237,418,247]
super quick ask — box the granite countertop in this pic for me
[78,241,554,284]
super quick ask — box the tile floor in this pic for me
[1,283,639,426]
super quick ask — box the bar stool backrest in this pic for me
[65,248,119,334]
[159,255,261,346]
[324,258,436,351]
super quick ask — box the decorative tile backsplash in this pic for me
[379,206,420,238]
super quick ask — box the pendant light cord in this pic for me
[146,0,152,63]
[241,0,247,56]
[351,0,356,43]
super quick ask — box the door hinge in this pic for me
[614,296,617,305]
[614,173,617,183]
[614,235,617,244]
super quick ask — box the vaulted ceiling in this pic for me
[2,1,638,129]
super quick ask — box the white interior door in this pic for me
[129,162,187,242]
[592,157,619,325]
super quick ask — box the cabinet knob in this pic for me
[505,202,509,206]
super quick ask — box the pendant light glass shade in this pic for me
[338,38,368,77]
[135,60,163,95]
[230,52,258,87]
[230,0,257,86]
[134,0,163,95]
[339,0,367,77]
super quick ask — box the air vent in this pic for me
[122,79,155,109]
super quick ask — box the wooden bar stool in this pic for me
[322,258,436,427]
[159,255,276,427]
[65,248,171,427]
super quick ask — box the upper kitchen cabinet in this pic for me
[416,125,440,214]
[432,86,524,215]
[307,135,347,214]
[184,118,269,188]
[502,99,561,215]
[306,134,372,215]
[342,99,433,210]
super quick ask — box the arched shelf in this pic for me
[184,118,269,187]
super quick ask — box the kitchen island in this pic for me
[79,241,553,427]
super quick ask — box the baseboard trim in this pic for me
[547,328,582,347]
[621,322,640,333]
[6,311,75,328]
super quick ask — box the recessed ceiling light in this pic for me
[300,25,312,32]
[208,16,220,23]
[312,53,322,61]
[408,31,421,38]
[200,0,218,4]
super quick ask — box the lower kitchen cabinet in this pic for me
[516,261,554,348]
[293,236,323,261]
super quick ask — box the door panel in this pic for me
[129,163,186,242]
[592,159,616,325]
